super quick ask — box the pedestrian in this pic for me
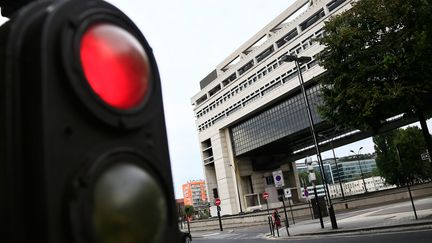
[272,208,281,229]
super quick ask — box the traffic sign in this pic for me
[215,198,221,206]
[303,186,309,198]
[284,188,292,198]
[272,170,285,188]
[263,192,269,200]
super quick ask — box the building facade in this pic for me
[328,157,377,183]
[191,0,356,215]
[182,180,208,208]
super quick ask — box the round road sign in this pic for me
[215,198,221,206]
[263,192,269,200]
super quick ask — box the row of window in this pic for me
[194,0,346,115]
[230,85,323,155]
[197,54,321,132]
[196,27,324,121]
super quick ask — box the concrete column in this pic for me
[211,129,238,215]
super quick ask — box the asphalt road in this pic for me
[194,229,432,243]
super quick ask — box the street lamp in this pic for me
[318,133,346,201]
[281,54,338,230]
[350,147,368,193]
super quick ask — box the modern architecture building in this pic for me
[331,157,377,183]
[191,0,411,215]
[182,180,208,208]
[191,0,353,216]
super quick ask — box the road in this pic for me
[194,229,432,242]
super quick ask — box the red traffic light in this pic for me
[80,23,150,110]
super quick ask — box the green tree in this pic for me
[374,127,432,186]
[183,205,195,220]
[374,129,401,185]
[298,170,323,186]
[394,127,432,184]
[317,0,432,153]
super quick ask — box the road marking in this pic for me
[201,233,221,237]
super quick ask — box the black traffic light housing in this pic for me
[0,0,181,242]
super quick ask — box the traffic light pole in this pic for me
[280,196,290,236]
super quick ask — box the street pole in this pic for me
[265,200,274,236]
[319,133,346,201]
[308,198,314,219]
[280,196,291,236]
[406,181,418,220]
[216,206,223,231]
[287,197,295,225]
[396,145,418,220]
[350,148,368,193]
[313,182,324,229]
[293,58,338,229]
[302,178,314,219]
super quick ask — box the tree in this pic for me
[183,205,195,219]
[394,127,432,183]
[374,129,401,185]
[317,0,432,154]
[298,170,323,186]
[373,127,432,186]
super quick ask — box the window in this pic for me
[300,9,325,31]
[256,46,274,63]
[327,0,346,12]
[276,29,298,48]
[265,176,274,185]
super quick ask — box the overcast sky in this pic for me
[105,0,306,198]
[1,1,430,199]
[104,0,431,198]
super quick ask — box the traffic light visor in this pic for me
[80,23,150,110]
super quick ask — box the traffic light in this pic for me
[0,0,181,242]
[277,188,284,201]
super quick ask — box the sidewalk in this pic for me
[191,197,432,239]
[270,197,432,238]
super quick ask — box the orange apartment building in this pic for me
[182,180,207,207]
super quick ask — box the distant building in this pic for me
[329,157,378,183]
[297,156,395,199]
[182,180,208,208]
[297,162,334,184]
[328,176,396,198]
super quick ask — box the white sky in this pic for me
[89,0,432,198]
[1,1,430,199]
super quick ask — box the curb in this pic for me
[293,221,432,237]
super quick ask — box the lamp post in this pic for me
[350,147,368,193]
[280,54,338,229]
[318,133,346,201]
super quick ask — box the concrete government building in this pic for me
[190,0,407,216]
